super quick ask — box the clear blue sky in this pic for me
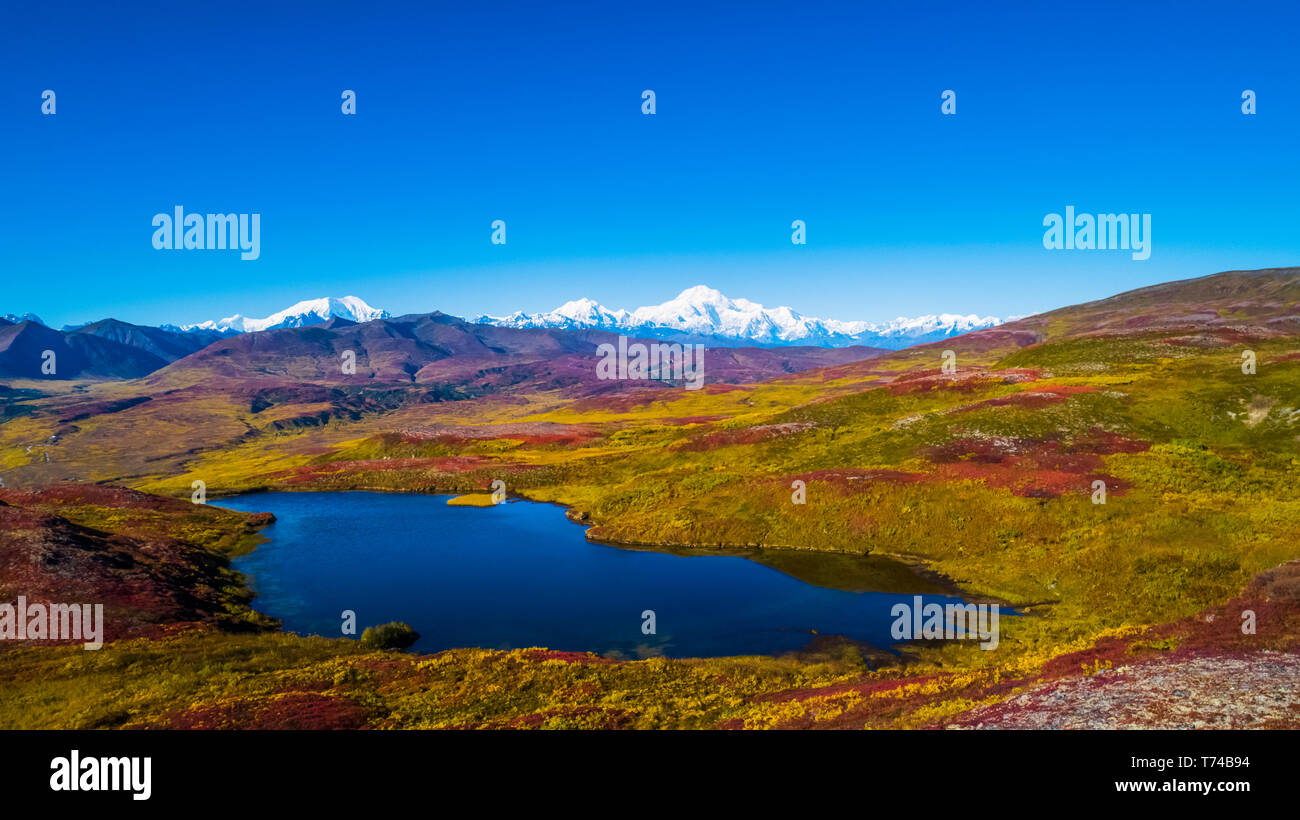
[2,0,1298,329]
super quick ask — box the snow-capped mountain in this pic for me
[483,298,634,334]
[168,296,390,334]
[474,286,1005,349]
[2,312,46,326]
[122,287,1001,349]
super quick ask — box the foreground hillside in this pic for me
[2,267,1299,728]
[0,484,1296,729]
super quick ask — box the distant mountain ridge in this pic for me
[474,285,1005,349]
[2,312,45,327]
[148,311,888,396]
[16,289,1002,350]
[165,296,389,334]
[3,267,1296,387]
[0,318,223,380]
[0,308,886,383]
[0,296,390,379]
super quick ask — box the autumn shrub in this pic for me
[360,622,420,650]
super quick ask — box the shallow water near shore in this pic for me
[221,491,984,658]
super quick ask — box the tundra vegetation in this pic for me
[2,268,1299,728]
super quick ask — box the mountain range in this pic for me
[164,296,391,335]
[149,311,886,394]
[2,313,45,326]
[0,307,885,384]
[474,286,1005,349]
[1,287,1004,379]
[20,289,1003,349]
[0,318,227,379]
[8,266,1293,385]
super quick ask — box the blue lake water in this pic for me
[220,491,983,658]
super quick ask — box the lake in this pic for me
[220,491,981,658]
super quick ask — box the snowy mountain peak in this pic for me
[551,298,629,324]
[2,312,46,326]
[875,313,1003,334]
[475,287,1007,350]
[671,285,735,307]
[173,296,390,334]
[471,297,631,332]
[557,297,601,312]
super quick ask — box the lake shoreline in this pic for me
[218,489,998,659]
[209,484,995,605]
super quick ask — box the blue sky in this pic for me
[2,0,1298,329]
